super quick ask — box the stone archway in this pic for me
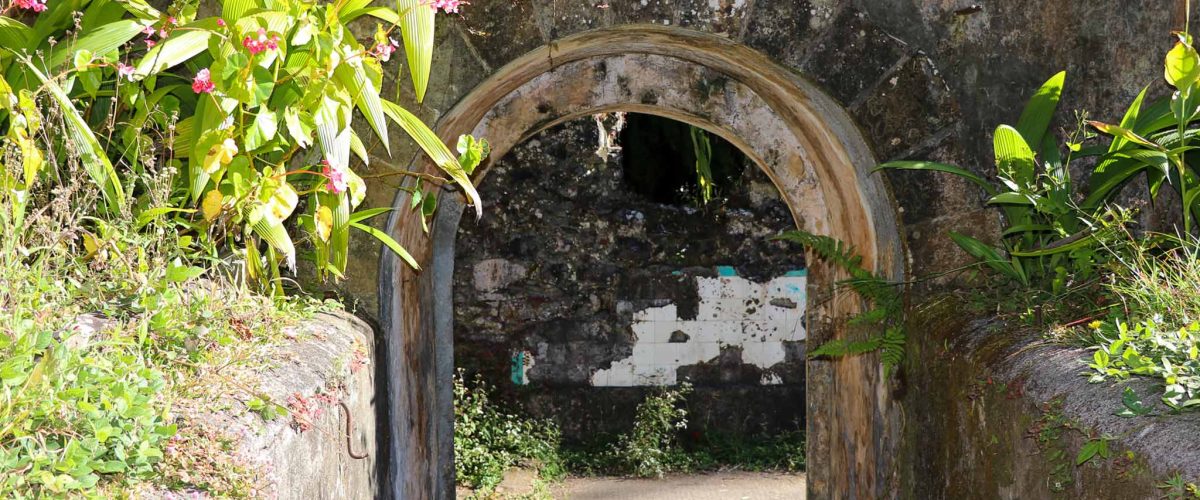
[380,25,905,499]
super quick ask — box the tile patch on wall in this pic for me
[591,268,806,387]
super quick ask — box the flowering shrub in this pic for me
[0,0,485,291]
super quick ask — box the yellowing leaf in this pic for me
[203,138,238,174]
[315,205,333,242]
[202,189,224,221]
[82,232,100,259]
[1166,37,1200,89]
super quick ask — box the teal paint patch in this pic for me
[786,284,803,294]
[716,266,738,277]
[784,269,808,277]
[511,352,525,385]
[671,270,683,276]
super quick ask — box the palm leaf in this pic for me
[1015,71,1065,147]
[381,99,482,218]
[396,0,434,102]
[47,19,145,69]
[333,59,390,154]
[18,58,124,209]
[873,160,996,196]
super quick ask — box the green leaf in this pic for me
[1087,121,1163,151]
[17,58,124,210]
[1166,36,1200,89]
[134,20,219,78]
[333,51,390,154]
[1015,71,1065,148]
[947,231,1023,284]
[251,218,296,270]
[166,259,204,283]
[397,0,435,102]
[135,207,195,229]
[0,16,32,50]
[1115,387,1152,417]
[1111,86,1149,152]
[244,108,279,151]
[993,125,1037,188]
[1075,439,1108,466]
[349,207,393,223]
[873,161,996,196]
[352,221,419,270]
[223,0,259,22]
[48,19,145,69]
[987,192,1034,205]
[381,99,483,218]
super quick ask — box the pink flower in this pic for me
[217,19,226,27]
[116,63,135,81]
[158,28,169,39]
[429,0,464,13]
[144,38,156,48]
[192,68,214,94]
[13,0,46,12]
[141,25,155,35]
[242,28,281,55]
[372,38,399,62]
[167,16,177,25]
[321,161,347,194]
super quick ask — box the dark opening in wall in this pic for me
[619,113,747,205]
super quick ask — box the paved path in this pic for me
[551,471,806,500]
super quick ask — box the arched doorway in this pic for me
[380,25,905,499]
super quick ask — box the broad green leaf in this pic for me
[397,0,435,102]
[1015,71,1065,147]
[134,20,219,78]
[457,135,490,175]
[1010,231,1099,257]
[223,0,259,23]
[1112,86,1149,152]
[1001,224,1054,237]
[48,19,145,69]
[166,259,205,282]
[251,218,296,269]
[0,17,33,51]
[352,221,419,270]
[345,6,400,24]
[993,125,1036,188]
[1084,157,1144,210]
[333,59,390,154]
[381,99,483,218]
[17,59,124,209]
[874,160,995,196]
[947,231,1023,284]
[1166,35,1200,89]
[244,108,279,151]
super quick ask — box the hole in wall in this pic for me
[617,113,748,206]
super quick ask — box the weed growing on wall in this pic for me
[776,231,906,376]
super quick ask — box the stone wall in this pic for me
[453,117,807,439]
[900,299,1200,498]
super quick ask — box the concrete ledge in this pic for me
[150,311,382,499]
[901,298,1200,498]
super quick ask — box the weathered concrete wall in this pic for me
[170,312,382,499]
[452,117,806,439]
[901,299,1200,498]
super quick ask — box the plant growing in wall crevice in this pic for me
[776,231,906,376]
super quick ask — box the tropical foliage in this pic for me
[0,0,483,293]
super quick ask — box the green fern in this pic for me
[777,230,906,377]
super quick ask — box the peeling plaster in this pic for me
[591,272,806,387]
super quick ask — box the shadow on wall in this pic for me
[452,114,808,440]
